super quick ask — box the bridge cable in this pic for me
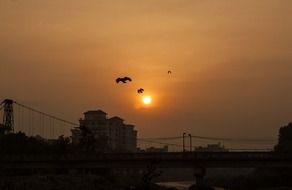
[139,136,182,141]
[141,135,276,143]
[137,139,275,149]
[190,135,276,143]
[137,139,184,148]
[14,101,79,127]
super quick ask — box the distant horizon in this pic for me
[2,97,283,142]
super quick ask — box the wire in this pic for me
[9,100,277,149]
[14,101,78,127]
[190,135,276,143]
[140,135,276,143]
[137,139,183,148]
[139,136,182,140]
[229,148,273,152]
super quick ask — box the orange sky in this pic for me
[1,0,291,139]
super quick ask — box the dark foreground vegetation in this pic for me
[205,168,292,190]
[203,123,292,190]
[1,122,292,190]
[0,131,178,190]
[0,175,179,190]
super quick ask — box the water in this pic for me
[157,181,193,190]
[157,181,225,190]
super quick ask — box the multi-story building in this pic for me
[71,110,137,152]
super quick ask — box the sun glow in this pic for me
[142,96,152,105]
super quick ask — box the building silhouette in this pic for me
[71,110,137,152]
[144,145,169,152]
[194,142,228,152]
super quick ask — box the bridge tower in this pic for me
[1,99,14,134]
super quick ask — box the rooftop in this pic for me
[84,110,107,115]
[109,116,124,121]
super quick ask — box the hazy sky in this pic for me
[1,0,291,139]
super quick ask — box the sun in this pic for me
[142,96,152,105]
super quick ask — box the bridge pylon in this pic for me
[1,99,14,134]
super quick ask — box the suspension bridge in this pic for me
[0,99,78,139]
[0,99,277,152]
[0,99,291,182]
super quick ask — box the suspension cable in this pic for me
[14,101,78,127]
[139,136,182,140]
[9,100,277,147]
[190,135,276,143]
[137,139,184,148]
[140,135,276,143]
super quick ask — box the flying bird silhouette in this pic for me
[168,70,172,74]
[137,88,144,93]
[116,77,132,83]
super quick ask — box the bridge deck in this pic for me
[0,152,292,169]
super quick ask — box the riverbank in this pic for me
[157,181,225,190]
[157,181,195,190]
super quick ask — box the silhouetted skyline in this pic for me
[0,0,291,140]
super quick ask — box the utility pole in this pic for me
[183,132,186,152]
[2,99,14,134]
[188,134,192,151]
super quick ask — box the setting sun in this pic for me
[142,96,152,105]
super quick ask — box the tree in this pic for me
[79,125,110,153]
[54,135,70,154]
[138,161,162,190]
[274,122,292,152]
[79,125,96,152]
[0,132,50,154]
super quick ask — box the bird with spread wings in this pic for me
[116,77,132,83]
[137,88,144,93]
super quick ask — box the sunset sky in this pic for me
[1,0,291,139]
